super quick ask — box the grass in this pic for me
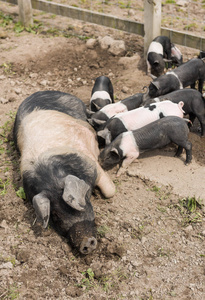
[97,225,110,237]
[16,187,26,200]
[1,284,19,300]
[175,196,204,226]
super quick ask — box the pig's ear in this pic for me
[86,108,95,118]
[110,147,120,158]
[97,128,111,144]
[150,74,157,80]
[32,192,50,228]
[153,60,159,65]
[178,101,185,113]
[151,81,160,90]
[92,102,101,111]
[62,175,90,211]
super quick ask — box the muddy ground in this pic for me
[0,2,205,300]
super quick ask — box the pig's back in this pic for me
[18,110,99,171]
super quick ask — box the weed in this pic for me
[0,11,13,27]
[5,256,16,266]
[165,0,176,3]
[97,225,109,237]
[14,22,43,34]
[176,196,204,225]
[0,178,10,196]
[152,185,161,192]
[184,23,197,31]
[78,268,95,290]
[2,284,19,300]
[1,62,15,75]
[157,205,167,213]
[16,187,26,200]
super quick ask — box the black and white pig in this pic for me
[147,36,172,78]
[97,100,185,145]
[144,58,205,100]
[89,75,114,112]
[99,116,192,177]
[87,93,144,131]
[13,91,116,255]
[143,88,205,136]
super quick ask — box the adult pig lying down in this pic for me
[97,100,185,145]
[99,116,192,177]
[13,91,116,255]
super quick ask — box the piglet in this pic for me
[144,58,205,100]
[147,35,172,78]
[87,93,144,130]
[89,75,114,112]
[144,88,205,136]
[99,116,192,177]
[97,100,185,145]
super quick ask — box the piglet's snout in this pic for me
[80,237,97,254]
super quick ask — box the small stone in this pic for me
[0,30,7,39]
[86,38,97,49]
[184,225,193,232]
[121,86,129,93]
[0,262,13,269]
[40,80,48,87]
[0,97,8,104]
[0,220,8,229]
[14,88,22,95]
[29,73,38,78]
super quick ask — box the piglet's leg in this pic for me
[184,141,192,165]
[96,165,116,198]
[117,151,139,177]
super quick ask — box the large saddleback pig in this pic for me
[143,89,205,136]
[89,75,114,112]
[97,100,184,146]
[144,58,205,100]
[99,116,192,177]
[13,91,116,255]
[87,93,144,131]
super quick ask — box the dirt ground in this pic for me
[0,2,205,300]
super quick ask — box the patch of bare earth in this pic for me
[0,3,204,300]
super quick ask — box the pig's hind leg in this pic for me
[174,141,192,165]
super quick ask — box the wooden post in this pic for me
[18,0,33,27]
[144,0,161,59]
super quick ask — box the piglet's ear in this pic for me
[152,81,160,90]
[86,109,95,118]
[91,102,101,111]
[110,147,120,158]
[150,74,157,80]
[32,192,50,228]
[62,175,90,211]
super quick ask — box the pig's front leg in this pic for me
[96,164,116,198]
[116,150,139,177]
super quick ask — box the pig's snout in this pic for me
[80,237,97,254]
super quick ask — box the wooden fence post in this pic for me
[18,0,33,27]
[144,0,161,59]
